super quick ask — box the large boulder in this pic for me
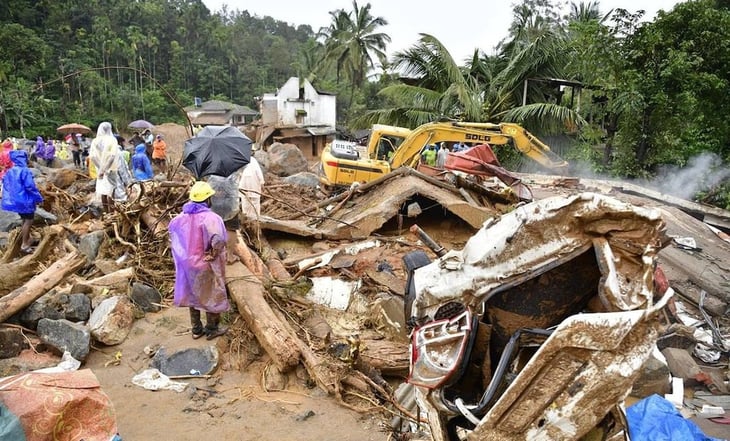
[266,143,308,177]
[0,210,22,233]
[284,172,320,188]
[87,296,135,345]
[37,318,91,361]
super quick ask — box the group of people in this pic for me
[421,143,450,168]
[1,122,261,341]
[420,141,475,168]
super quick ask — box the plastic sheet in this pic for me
[627,394,723,441]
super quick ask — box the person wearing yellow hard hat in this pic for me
[168,181,229,340]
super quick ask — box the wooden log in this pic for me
[258,235,292,281]
[140,208,168,236]
[0,252,86,323]
[225,262,300,372]
[226,231,270,281]
[0,226,65,294]
[271,306,337,394]
[359,338,409,376]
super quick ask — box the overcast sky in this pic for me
[201,0,684,62]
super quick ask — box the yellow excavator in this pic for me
[319,121,569,187]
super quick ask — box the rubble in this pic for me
[0,128,728,441]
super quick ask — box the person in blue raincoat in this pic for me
[2,150,43,253]
[169,181,229,340]
[131,143,153,181]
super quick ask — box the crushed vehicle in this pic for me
[395,192,671,440]
[319,121,568,188]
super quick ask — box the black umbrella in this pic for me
[183,126,252,178]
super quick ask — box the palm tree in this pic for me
[356,32,583,133]
[319,1,390,103]
[355,34,482,127]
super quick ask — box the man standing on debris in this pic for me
[238,156,264,221]
[152,134,167,174]
[169,181,229,340]
[90,122,121,213]
[422,144,437,166]
[436,143,448,168]
[2,150,43,254]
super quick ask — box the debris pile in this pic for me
[0,131,729,440]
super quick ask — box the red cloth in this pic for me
[0,369,118,441]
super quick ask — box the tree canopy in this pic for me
[0,0,727,207]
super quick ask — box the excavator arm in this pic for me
[388,121,568,171]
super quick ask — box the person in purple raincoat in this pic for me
[44,140,56,167]
[168,181,229,340]
[33,136,46,164]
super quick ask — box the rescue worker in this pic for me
[169,181,229,340]
[422,144,437,166]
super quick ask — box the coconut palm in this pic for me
[356,32,583,134]
[319,1,390,96]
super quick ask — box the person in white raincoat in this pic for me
[89,122,120,212]
[238,157,264,220]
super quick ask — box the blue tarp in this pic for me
[0,401,26,441]
[627,394,724,441]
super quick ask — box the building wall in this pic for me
[260,77,336,127]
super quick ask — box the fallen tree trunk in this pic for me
[257,236,291,281]
[140,208,168,236]
[0,251,86,323]
[70,267,135,296]
[226,231,270,281]
[359,338,409,376]
[0,226,65,294]
[225,262,300,372]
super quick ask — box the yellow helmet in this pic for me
[189,181,215,202]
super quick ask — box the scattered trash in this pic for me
[131,368,188,392]
[306,277,361,310]
[673,236,702,251]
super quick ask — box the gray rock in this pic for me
[20,300,64,329]
[87,296,135,345]
[63,293,92,322]
[253,150,269,174]
[0,210,22,233]
[34,207,57,225]
[37,318,91,361]
[294,410,316,422]
[267,143,308,177]
[0,328,27,359]
[130,282,162,312]
[151,346,219,376]
[0,351,60,376]
[78,230,106,263]
[283,172,320,188]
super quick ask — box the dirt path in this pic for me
[84,306,390,441]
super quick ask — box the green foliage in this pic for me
[0,0,319,133]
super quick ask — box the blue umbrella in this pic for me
[183,126,252,178]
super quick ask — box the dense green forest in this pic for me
[0,0,728,207]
